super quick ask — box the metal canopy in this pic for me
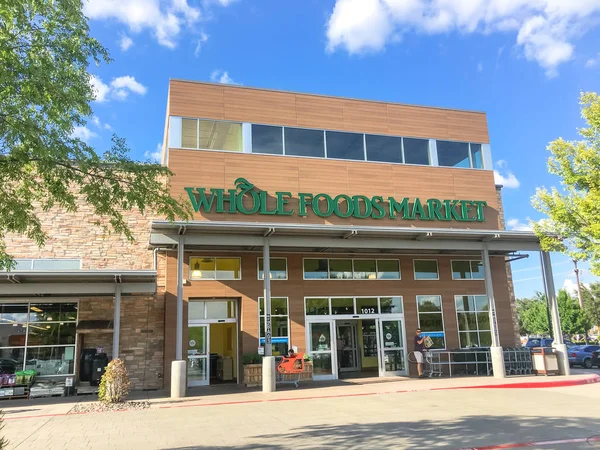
[150,220,541,254]
[0,270,157,297]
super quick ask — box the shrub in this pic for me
[98,358,130,403]
[242,354,262,365]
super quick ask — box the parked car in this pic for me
[525,337,575,348]
[568,345,600,368]
[591,349,600,368]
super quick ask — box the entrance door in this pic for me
[378,318,408,377]
[336,322,359,372]
[306,320,336,380]
[187,324,209,387]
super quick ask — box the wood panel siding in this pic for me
[162,252,513,382]
[168,80,490,143]
[168,149,501,230]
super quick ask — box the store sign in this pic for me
[185,178,487,222]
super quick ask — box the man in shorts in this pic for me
[414,329,426,378]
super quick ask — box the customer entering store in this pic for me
[413,329,426,378]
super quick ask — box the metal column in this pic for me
[112,285,122,359]
[176,236,184,360]
[482,243,505,378]
[263,238,272,357]
[541,251,570,375]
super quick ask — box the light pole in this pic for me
[573,259,584,309]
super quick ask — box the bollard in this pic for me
[171,360,186,398]
[262,356,276,392]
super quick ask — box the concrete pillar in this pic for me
[171,360,186,398]
[541,251,570,375]
[262,356,276,393]
[112,285,121,359]
[482,243,505,378]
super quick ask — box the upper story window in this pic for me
[303,258,400,280]
[258,258,288,280]
[252,125,283,155]
[2,259,81,271]
[326,131,364,161]
[285,127,324,158]
[366,134,402,163]
[451,260,484,280]
[413,260,439,280]
[403,138,430,165]
[437,141,484,169]
[181,119,242,152]
[189,257,241,280]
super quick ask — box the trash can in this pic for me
[90,353,109,386]
[79,348,97,382]
[531,347,559,375]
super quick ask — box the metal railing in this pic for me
[424,348,533,378]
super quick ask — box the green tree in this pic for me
[0,0,190,270]
[517,289,591,337]
[581,282,600,328]
[532,92,600,274]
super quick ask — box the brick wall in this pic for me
[78,296,165,390]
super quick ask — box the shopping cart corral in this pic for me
[422,348,533,378]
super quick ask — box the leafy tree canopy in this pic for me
[581,282,600,328]
[517,289,591,336]
[0,0,190,270]
[532,92,600,275]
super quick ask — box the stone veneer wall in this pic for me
[496,185,521,347]
[78,296,165,390]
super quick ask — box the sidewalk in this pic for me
[2,371,598,421]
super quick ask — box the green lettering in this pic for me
[275,192,294,216]
[184,187,215,213]
[460,201,477,221]
[412,198,431,220]
[333,194,354,218]
[427,199,447,220]
[236,189,260,214]
[443,200,462,221]
[472,200,487,222]
[312,193,334,217]
[370,196,385,219]
[258,190,277,215]
[212,188,238,213]
[298,193,312,217]
[389,197,409,219]
[352,195,372,219]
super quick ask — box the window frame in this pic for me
[454,294,491,348]
[304,296,405,317]
[258,296,290,355]
[415,295,446,350]
[257,257,288,281]
[179,117,243,152]
[188,256,242,281]
[413,259,440,281]
[451,260,485,280]
[435,139,485,169]
[302,257,401,280]
[2,259,82,271]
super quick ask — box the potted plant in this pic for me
[242,354,263,387]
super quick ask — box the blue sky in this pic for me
[81,0,600,298]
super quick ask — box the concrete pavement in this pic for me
[2,372,600,449]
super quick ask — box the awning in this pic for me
[150,220,541,255]
[76,320,114,334]
[0,270,157,297]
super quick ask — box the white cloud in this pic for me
[562,277,589,296]
[194,32,209,57]
[325,0,600,77]
[493,160,520,188]
[507,218,533,231]
[91,115,112,131]
[144,142,163,162]
[210,69,239,85]
[120,34,134,51]
[83,0,232,49]
[90,75,110,102]
[477,62,484,72]
[585,53,599,68]
[71,126,98,143]
[89,75,148,102]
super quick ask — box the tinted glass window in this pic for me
[181,118,198,148]
[199,120,242,152]
[303,259,329,279]
[366,134,402,163]
[471,144,483,168]
[31,259,80,270]
[252,125,283,155]
[403,138,430,165]
[285,128,325,158]
[414,260,439,280]
[326,131,364,160]
[437,141,470,168]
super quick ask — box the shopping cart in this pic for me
[276,352,311,388]
[408,351,443,378]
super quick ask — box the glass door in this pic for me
[306,320,336,381]
[378,318,408,377]
[336,322,359,372]
[187,324,209,387]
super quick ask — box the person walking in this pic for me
[414,329,426,378]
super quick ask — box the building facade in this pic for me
[1,80,544,393]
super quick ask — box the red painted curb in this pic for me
[433,373,600,392]
[457,435,600,449]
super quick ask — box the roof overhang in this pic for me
[150,221,541,255]
[0,270,156,297]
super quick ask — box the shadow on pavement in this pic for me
[162,416,600,450]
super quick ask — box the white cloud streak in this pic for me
[493,160,520,188]
[89,75,148,102]
[507,218,532,231]
[71,126,98,143]
[210,69,239,85]
[144,142,163,162]
[325,0,600,77]
[194,32,209,57]
[120,35,134,51]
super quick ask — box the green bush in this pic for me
[242,354,262,365]
[98,358,130,403]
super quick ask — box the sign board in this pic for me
[185,178,487,223]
